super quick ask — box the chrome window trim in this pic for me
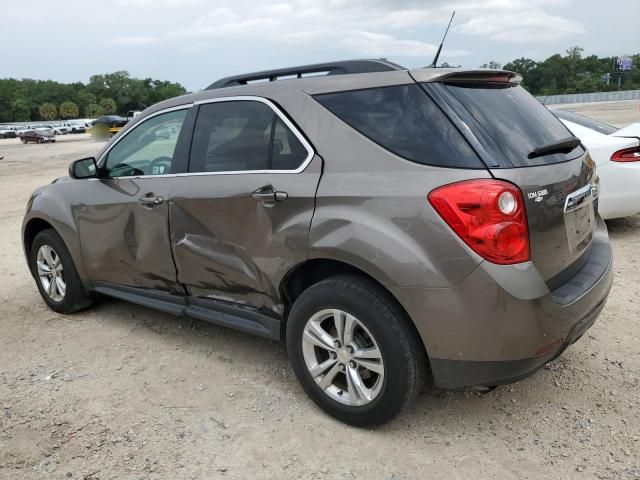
[97,96,315,179]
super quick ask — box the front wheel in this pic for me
[286,275,426,426]
[29,229,93,314]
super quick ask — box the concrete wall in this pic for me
[537,90,640,105]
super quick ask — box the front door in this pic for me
[76,108,190,294]
[169,98,321,316]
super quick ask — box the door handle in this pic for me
[252,186,288,205]
[139,193,164,206]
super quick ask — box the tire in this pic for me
[29,229,93,314]
[286,274,426,426]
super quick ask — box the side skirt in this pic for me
[93,282,281,341]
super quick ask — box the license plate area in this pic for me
[564,184,596,254]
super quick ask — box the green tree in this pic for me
[59,101,79,119]
[86,103,104,118]
[38,103,57,120]
[99,97,117,114]
[76,90,96,115]
[480,61,502,69]
[10,99,31,122]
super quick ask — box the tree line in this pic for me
[483,47,640,96]
[2,48,638,122]
[0,71,187,123]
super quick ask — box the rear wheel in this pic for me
[286,275,425,426]
[29,229,93,313]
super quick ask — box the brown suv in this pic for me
[22,60,613,425]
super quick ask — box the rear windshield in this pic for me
[314,84,484,169]
[432,83,584,168]
[551,109,619,135]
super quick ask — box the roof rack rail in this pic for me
[205,59,405,90]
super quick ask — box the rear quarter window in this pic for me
[314,85,484,169]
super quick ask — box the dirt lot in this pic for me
[1,113,639,480]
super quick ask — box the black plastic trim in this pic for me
[206,59,405,90]
[93,282,281,340]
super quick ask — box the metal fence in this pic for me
[537,90,640,105]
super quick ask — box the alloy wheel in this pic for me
[301,309,385,406]
[36,245,66,302]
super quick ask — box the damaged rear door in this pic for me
[169,98,320,317]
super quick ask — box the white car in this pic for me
[553,109,640,220]
[50,123,69,135]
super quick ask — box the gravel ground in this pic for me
[0,120,639,480]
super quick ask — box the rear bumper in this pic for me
[429,291,606,388]
[392,217,613,389]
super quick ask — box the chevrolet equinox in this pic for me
[22,60,613,425]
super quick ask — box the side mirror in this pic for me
[69,157,98,179]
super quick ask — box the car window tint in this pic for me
[314,85,483,168]
[439,83,584,167]
[190,101,273,173]
[103,109,187,178]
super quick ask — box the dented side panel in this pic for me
[168,156,322,315]
[75,177,181,293]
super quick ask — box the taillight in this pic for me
[428,179,530,265]
[611,146,640,162]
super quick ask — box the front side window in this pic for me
[102,109,187,178]
[189,100,309,173]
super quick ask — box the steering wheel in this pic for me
[147,156,172,176]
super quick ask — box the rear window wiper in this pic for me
[528,136,581,159]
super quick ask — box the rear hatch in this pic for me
[423,75,597,283]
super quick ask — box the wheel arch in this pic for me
[22,211,91,292]
[279,259,429,364]
[23,217,56,261]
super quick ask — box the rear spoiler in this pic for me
[410,69,522,85]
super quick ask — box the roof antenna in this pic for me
[429,11,455,68]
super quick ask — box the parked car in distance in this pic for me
[20,129,56,144]
[553,109,640,219]
[51,123,70,135]
[91,115,128,138]
[0,125,18,138]
[22,61,613,426]
[68,122,86,134]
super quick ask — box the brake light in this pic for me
[428,179,530,265]
[611,146,640,162]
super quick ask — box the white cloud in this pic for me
[456,8,585,42]
[113,0,584,57]
[114,36,160,46]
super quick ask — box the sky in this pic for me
[1,0,638,91]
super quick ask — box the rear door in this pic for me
[426,81,598,282]
[169,98,321,316]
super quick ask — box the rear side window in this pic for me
[189,100,309,173]
[435,83,585,167]
[314,85,483,168]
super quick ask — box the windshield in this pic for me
[428,83,584,168]
[551,109,619,135]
